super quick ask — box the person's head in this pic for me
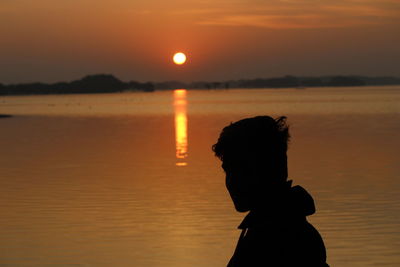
[212,116,290,212]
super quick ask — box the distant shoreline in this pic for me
[0,114,12,118]
[1,74,400,96]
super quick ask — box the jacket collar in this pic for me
[238,183,316,229]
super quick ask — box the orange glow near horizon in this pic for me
[174,89,188,165]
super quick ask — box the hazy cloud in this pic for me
[194,1,400,29]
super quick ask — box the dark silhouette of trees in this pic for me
[358,76,400,85]
[300,78,324,87]
[1,74,399,94]
[238,76,300,88]
[0,74,154,95]
[68,74,126,93]
[327,76,365,87]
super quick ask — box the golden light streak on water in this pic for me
[174,89,188,165]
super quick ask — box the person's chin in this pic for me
[234,202,251,212]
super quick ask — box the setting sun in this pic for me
[173,52,187,65]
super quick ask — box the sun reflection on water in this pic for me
[174,89,188,166]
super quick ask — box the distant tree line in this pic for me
[0,74,154,95]
[1,74,399,95]
[154,75,400,90]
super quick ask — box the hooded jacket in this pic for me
[227,184,329,267]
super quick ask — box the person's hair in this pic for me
[212,116,290,170]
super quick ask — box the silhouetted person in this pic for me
[212,116,328,266]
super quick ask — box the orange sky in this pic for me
[0,0,399,83]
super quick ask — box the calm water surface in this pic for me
[0,86,399,266]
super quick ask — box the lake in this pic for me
[1,86,399,266]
